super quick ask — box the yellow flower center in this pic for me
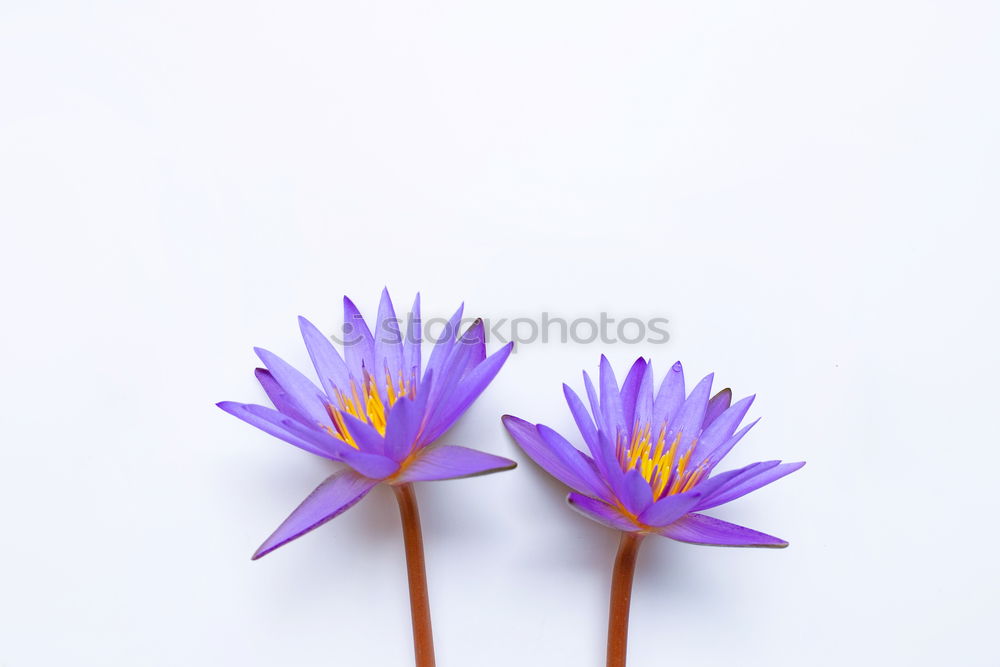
[323,368,413,448]
[617,422,706,499]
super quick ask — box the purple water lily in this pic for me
[504,356,802,545]
[502,357,803,667]
[219,290,515,667]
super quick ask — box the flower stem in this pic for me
[606,532,644,667]
[393,483,436,667]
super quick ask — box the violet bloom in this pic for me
[502,357,803,667]
[219,290,514,667]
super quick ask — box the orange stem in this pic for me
[606,532,644,667]
[393,483,436,667]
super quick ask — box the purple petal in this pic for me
[457,318,487,375]
[619,358,647,434]
[423,303,464,382]
[563,384,599,456]
[254,347,331,427]
[599,355,625,437]
[657,513,788,548]
[423,319,485,419]
[298,316,351,402]
[582,371,609,433]
[567,493,637,532]
[594,430,628,502]
[502,416,606,498]
[240,404,398,479]
[420,310,472,422]
[689,461,779,509]
[252,469,376,559]
[536,425,610,500]
[343,296,375,379]
[632,364,654,435]
[218,401,335,459]
[696,461,805,511]
[338,412,387,455]
[704,417,761,472]
[393,445,517,482]
[383,392,429,461]
[403,293,421,383]
[448,319,487,381]
[703,388,732,429]
[636,489,702,527]
[666,372,713,446]
[620,468,654,516]
[255,368,311,424]
[238,403,397,479]
[422,341,512,442]
[692,395,755,463]
[579,374,625,498]
[651,361,685,428]
[373,288,404,394]
[337,448,399,480]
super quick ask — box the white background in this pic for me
[2,2,998,665]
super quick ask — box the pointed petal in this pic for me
[657,513,788,548]
[252,469,376,559]
[383,391,429,461]
[619,358,647,434]
[338,412,387,455]
[220,401,397,479]
[254,347,331,427]
[703,388,732,429]
[424,319,485,419]
[620,468,654,516]
[393,446,517,482]
[667,372,713,447]
[651,361,685,428]
[373,288,404,394]
[583,370,609,434]
[255,368,311,424]
[696,461,805,511]
[337,448,399,479]
[692,395,755,463]
[456,317,487,375]
[704,418,761,471]
[581,374,625,498]
[502,416,606,498]
[298,316,351,401]
[563,383,599,455]
[637,490,702,527]
[423,303,464,382]
[595,430,628,502]
[599,355,625,437]
[689,461,780,510]
[567,493,637,532]
[403,293,422,383]
[343,296,375,379]
[218,401,335,459]
[537,424,610,500]
[632,363,654,434]
[422,341,512,442]
[420,308,469,421]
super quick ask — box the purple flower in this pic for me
[503,357,804,547]
[219,290,516,559]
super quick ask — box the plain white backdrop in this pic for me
[2,2,998,665]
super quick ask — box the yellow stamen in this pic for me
[322,370,412,449]
[617,422,706,501]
